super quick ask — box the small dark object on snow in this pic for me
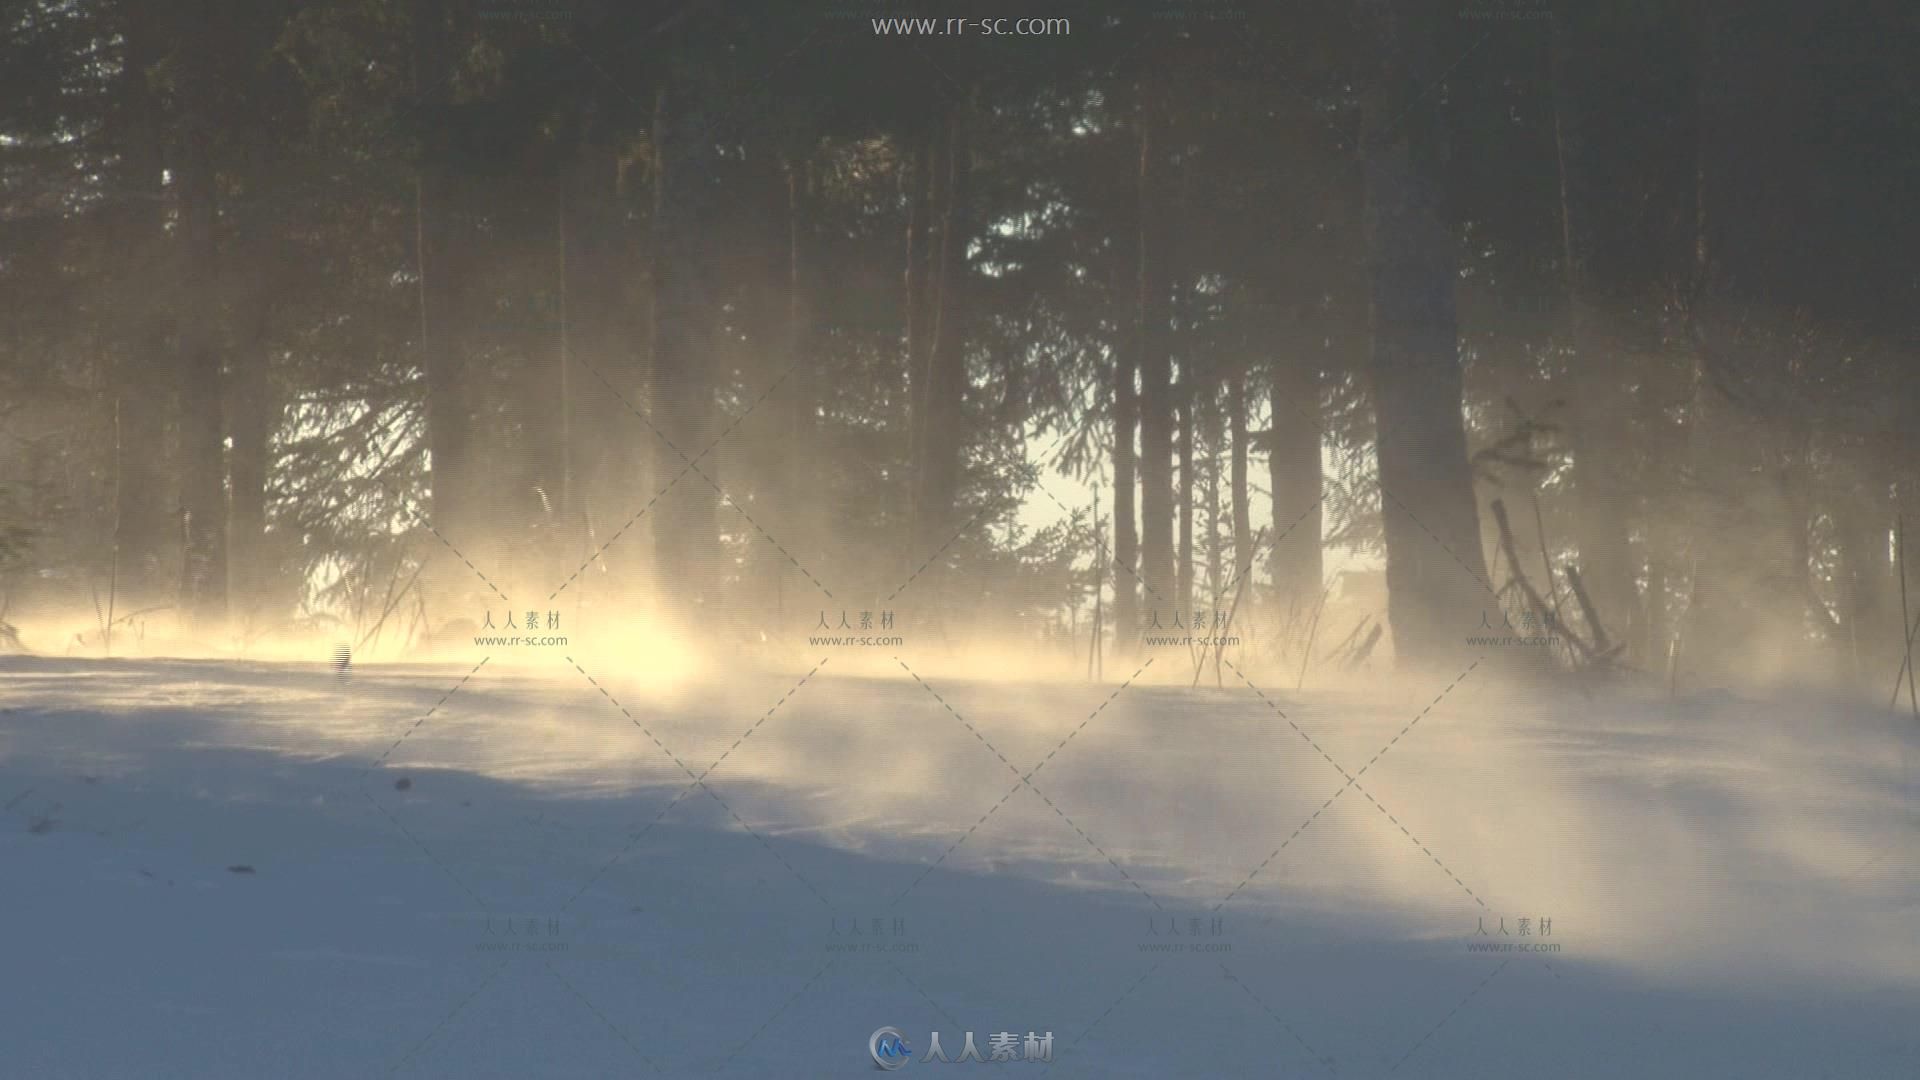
[227,864,256,874]
[394,777,412,791]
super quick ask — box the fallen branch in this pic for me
[1561,563,1616,660]
[1491,499,1595,665]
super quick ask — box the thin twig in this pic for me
[1897,515,1917,717]
[1295,579,1334,692]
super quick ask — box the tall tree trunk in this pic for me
[1228,366,1253,585]
[1135,80,1177,628]
[225,299,272,629]
[760,153,818,622]
[1552,8,1637,658]
[413,0,477,620]
[904,126,938,541]
[1111,347,1139,652]
[912,94,974,616]
[649,78,720,614]
[1678,0,1804,685]
[109,4,172,616]
[785,159,821,618]
[1643,554,1670,676]
[518,209,569,593]
[1177,378,1195,621]
[564,141,644,608]
[174,92,227,631]
[1267,346,1323,612]
[1202,387,1224,614]
[1364,0,1493,668]
[1834,460,1892,682]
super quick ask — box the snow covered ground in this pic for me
[1,652,1916,1077]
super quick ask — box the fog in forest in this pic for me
[3,0,1915,701]
[3,3,1918,1076]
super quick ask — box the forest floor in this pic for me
[1,653,1916,1078]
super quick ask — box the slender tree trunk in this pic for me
[913,94,974,621]
[1643,553,1670,673]
[1228,366,1252,583]
[565,141,642,607]
[785,159,821,614]
[1364,0,1493,668]
[1178,379,1196,621]
[534,179,574,591]
[1268,347,1323,611]
[1111,347,1139,651]
[413,0,477,620]
[1552,8,1636,657]
[110,5,171,614]
[175,102,228,631]
[1835,462,1892,682]
[225,299,272,629]
[1678,0,1803,685]
[1135,81,1177,628]
[1202,388,1223,614]
[759,153,818,622]
[649,78,720,613]
[1783,428,1817,654]
[904,126,938,526]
